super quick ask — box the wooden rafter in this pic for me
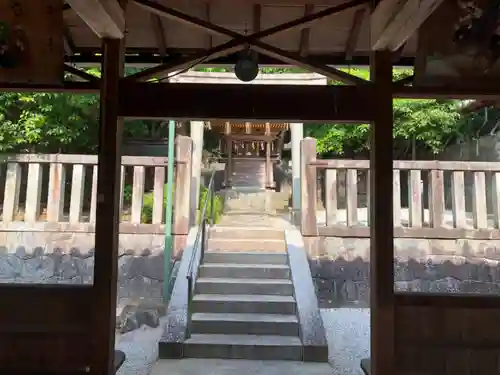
[253,4,261,34]
[65,0,126,38]
[204,2,213,49]
[393,74,414,86]
[371,0,444,51]
[64,64,101,82]
[63,25,76,56]
[129,0,370,84]
[299,4,314,56]
[151,14,167,55]
[344,7,365,61]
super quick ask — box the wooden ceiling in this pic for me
[63,0,417,67]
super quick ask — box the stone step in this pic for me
[208,238,286,252]
[190,313,300,336]
[209,227,284,240]
[183,334,302,360]
[192,294,297,315]
[195,277,294,296]
[199,263,290,279]
[204,251,288,265]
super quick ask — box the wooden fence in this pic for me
[0,136,193,235]
[300,137,500,240]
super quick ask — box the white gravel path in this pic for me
[116,308,370,375]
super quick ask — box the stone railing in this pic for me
[299,137,500,306]
[0,136,193,311]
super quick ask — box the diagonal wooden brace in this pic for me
[127,0,370,84]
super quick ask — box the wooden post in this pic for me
[92,3,126,372]
[300,137,318,236]
[370,50,395,375]
[226,138,233,187]
[173,136,193,235]
[265,122,272,188]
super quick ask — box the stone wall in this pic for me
[306,236,500,307]
[0,230,187,306]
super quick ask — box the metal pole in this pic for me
[163,120,176,302]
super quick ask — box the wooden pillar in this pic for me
[226,138,233,187]
[224,122,232,187]
[190,121,204,211]
[174,136,193,235]
[265,122,272,188]
[370,50,395,375]
[92,14,126,375]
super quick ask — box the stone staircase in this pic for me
[159,226,328,362]
[231,158,267,188]
[182,228,302,360]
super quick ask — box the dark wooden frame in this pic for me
[3,0,500,374]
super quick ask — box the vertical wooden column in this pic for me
[224,122,232,187]
[226,138,233,187]
[92,4,126,373]
[265,122,272,188]
[370,50,395,375]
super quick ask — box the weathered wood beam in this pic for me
[251,44,368,84]
[118,83,375,121]
[344,7,365,61]
[63,25,76,56]
[393,74,413,86]
[93,0,127,367]
[128,0,370,83]
[204,2,213,49]
[151,14,167,56]
[6,79,500,101]
[0,81,98,93]
[253,4,261,33]
[299,4,314,56]
[371,0,443,51]
[64,64,101,82]
[65,0,125,38]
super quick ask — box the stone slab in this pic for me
[159,227,200,359]
[285,228,328,362]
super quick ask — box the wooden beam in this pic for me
[229,134,276,141]
[128,0,370,83]
[151,14,167,56]
[344,7,365,61]
[63,25,76,56]
[64,64,101,82]
[370,50,395,375]
[0,81,99,93]
[65,0,125,38]
[93,29,126,375]
[6,79,500,101]
[371,0,443,51]
[118,83,375,121]
[299,4,314,56]
[204,2,213,49]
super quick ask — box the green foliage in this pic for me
[0,65,491,161]
[140,184,223,224]
[198,184,224,224]
[305,67,471,158]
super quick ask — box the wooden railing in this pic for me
[0,136,193,235]
[300,137,500,239]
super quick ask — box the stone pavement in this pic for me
[116,309,370,375]
[217,212,295,230]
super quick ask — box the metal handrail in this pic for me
[186,169,217,337]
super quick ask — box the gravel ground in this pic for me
[116,308,370,375]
